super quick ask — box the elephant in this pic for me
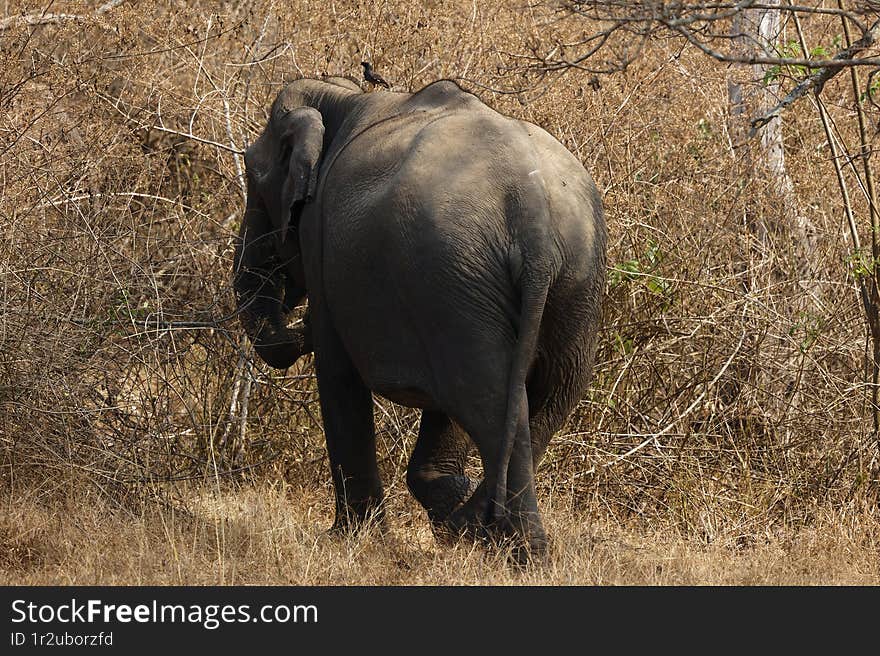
[233,75,606,559]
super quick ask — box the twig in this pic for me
[122,453,280,483]
[750,18,880,135]
[581,312,749,475]
[27,191,216,217]
[219,338,248,454]
[838,1,880,444]
[237,354,253,460]
[143,124,244,155]
[96,0,125,13]
[0,13,85,31]
[92,85,246,158]
[223,96,247,199]
[0,0,125,31]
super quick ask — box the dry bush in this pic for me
[0,0,878,582]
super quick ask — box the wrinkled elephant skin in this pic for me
[233,77,606,560]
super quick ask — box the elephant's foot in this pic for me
[503,514,549,567]
[441,484,548,565]
[408,472,477,529]
[441,480,488,541]
[329,493,386,536]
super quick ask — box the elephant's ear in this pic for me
[269,106,325,244]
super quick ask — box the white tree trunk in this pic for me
[726,2,819,430]
[727,1,816,281]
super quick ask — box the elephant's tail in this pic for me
[490,267,551,525]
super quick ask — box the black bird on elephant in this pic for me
[361,61,391,89]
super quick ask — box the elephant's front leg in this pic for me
[407,411,476,535]
[313,316,384,531]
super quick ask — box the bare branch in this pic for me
[750,18,880,135]
[0,13,87,31]
[0,0,125,31]
[544,2,880,73]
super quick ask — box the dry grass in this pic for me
[1,1,879,585]
[2,479,878,585]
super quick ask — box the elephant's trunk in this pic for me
[233,197,311,369]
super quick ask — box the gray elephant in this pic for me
[233,75,606,559]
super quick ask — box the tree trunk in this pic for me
[725,2,820,438]
[728,2,816,280]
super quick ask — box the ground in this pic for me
[3,481,878,585]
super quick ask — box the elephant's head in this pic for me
[233,79,363,369]
[246,105,324,245]
[233,105,326,369]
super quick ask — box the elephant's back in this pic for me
[388,111,605,286]
[316,106,604,405]
[318,110,523,402]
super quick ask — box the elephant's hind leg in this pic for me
[443,383,548,560]
[407,410,476,534]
